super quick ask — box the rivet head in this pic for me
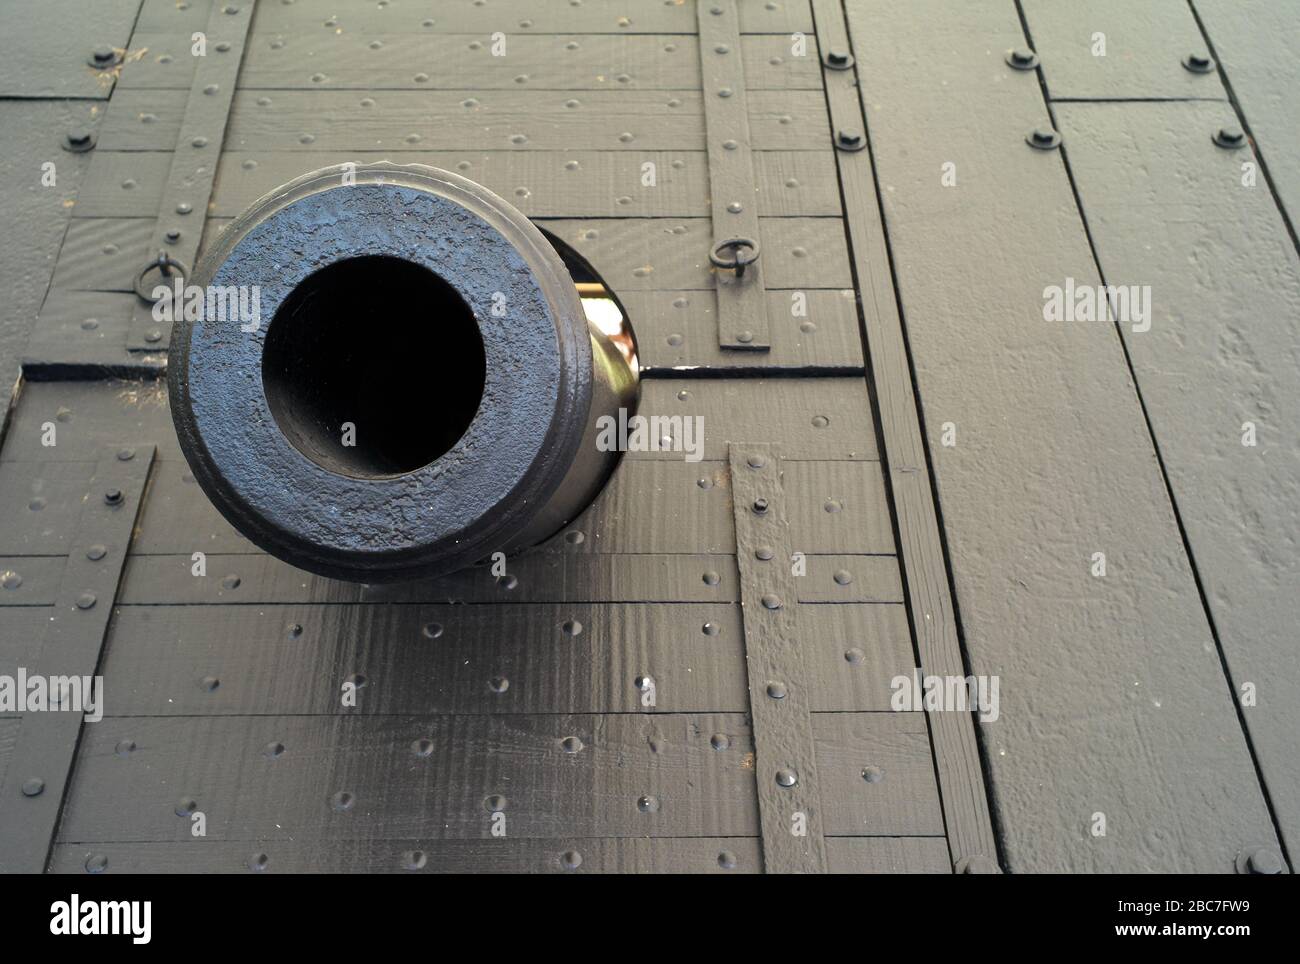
[75,591,97,610]
[746,453,766,469]
[220,574,240,590]
[862,765,884,783]
[755,546,774,561]
[1182,52,1215,73]
[833,569,852,585]
[145,329,162,343]
[836,129,865,151]
[175,796,198,816]
[560,850,583,871]
[248,853,269,872]
[775,768,798,788]
[402,850,427,871]
[710,733,730,750]
[702,570,721,586]
[752,498,769,515]
[1005,48,1039,70]
[62,129,97,153]
[956,855,1002,874]
[760,594,783,611]
[717,850,738,869]
[1027,128,1061,150]
[488,676,510,694]
[637,794,660,813]
[116,447,135,460]
[103,488,123,506]
[1240,846,1284,875]
[702,621,720,636]
[88,46,118,67]
[561,735,584,753]
[735,330,754,344]
[22,777,45,797]
[825,49,853,69]
[331,790,355,812]
[483,794,507,813]
[85,854,108,874]
[1,571,21,590]
[562,618,583,636]
[1213,126,1246,149]
[766,681,787,699]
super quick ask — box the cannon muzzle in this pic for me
[168,163,639,582]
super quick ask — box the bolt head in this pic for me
[1182,52,1215,73]
[824,49,854,70]
[836,129,865,151]
[1006,48,1039,70]
[1026,127,1062,150]
[1245,847,1284,875]
[1214,126,1246,149]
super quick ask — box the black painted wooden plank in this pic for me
[730,445,827,871]
[0,447,154,873]
[73,152,171,218]
[0,558,65,607]
[1022,0,1225,101]
[97,89,187,151]
[1057,99,1300,860]
[820,0,998,871]
[250,0,813,36]
[1194,0,1300,238]
[848,0,1278,872]
[57,713,763,842]
[222,89,827,152]
[49,837,764,874]
[0,461,97,556]
[235,33,819,91]
[99,603,748,715]
[0,0,141,99]
[117,553,742,605]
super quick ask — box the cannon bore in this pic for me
[168,163,639,582]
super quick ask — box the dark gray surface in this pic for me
[1057,98,1300,859]
[848,0,1281,872]
[0,0,141,99]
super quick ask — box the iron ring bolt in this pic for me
[710,237,760,280]
[134,249,189,302]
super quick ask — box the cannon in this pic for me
[168,163,639,582]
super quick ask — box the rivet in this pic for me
[824,48,854,70]
[287,622,303,638]
[735,330,753,344]
[717,850,737,869]
[746,453,766,469]
[176,201,193,215]
[766,681,787,699]
[220,574,240,590]
[263,741,285,758]
[1,571,21,590]
[702,570,721,586]
[1005,48,1039,70]
[1026,128,1061,150]
[200,675,219,691]
[722,139,738,151]
[144,329,163,343]
[752,498,769,515]
[755,546,774,561]
[844,648,865,665]
[483,794,507,813]
[836,129,865,151]
[1213,126,1246,149]
[560,850,583,871]
[1182,52,1215,73]
[103,488,123,506]
[775,768,798,788]
[637,794,660,813]
[421,622,443,639]
[165,228,182,244]
[561,735,584,753]
[727,201,743,213]
[175,797,198,817]
[760,594,783,611]
[710,733,730,750]
[702,621,720,636]
[116,446,135,460]
[862,765,884,783]
[21,777,44,797]
[811,415,829,428]
[496,573,518,590]
[88,46,119,68]
[248,853,269,872]
[833,569,852,585]
[115,739,136,756]
[562,618,583,636]
[488,676,509,694]
[76,592,96,610]
[1242,846,1284,875]
[85,854,108,874]
[331,790,355,812]
[635,675,654,692]
[402,851,427,870]
[62,129,97,153]
[956,855,1001,874]
[411,738,434,757]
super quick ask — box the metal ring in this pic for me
[134,250,189,302]
[709,237,761,280]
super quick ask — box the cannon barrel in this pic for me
[168,163,639,582]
